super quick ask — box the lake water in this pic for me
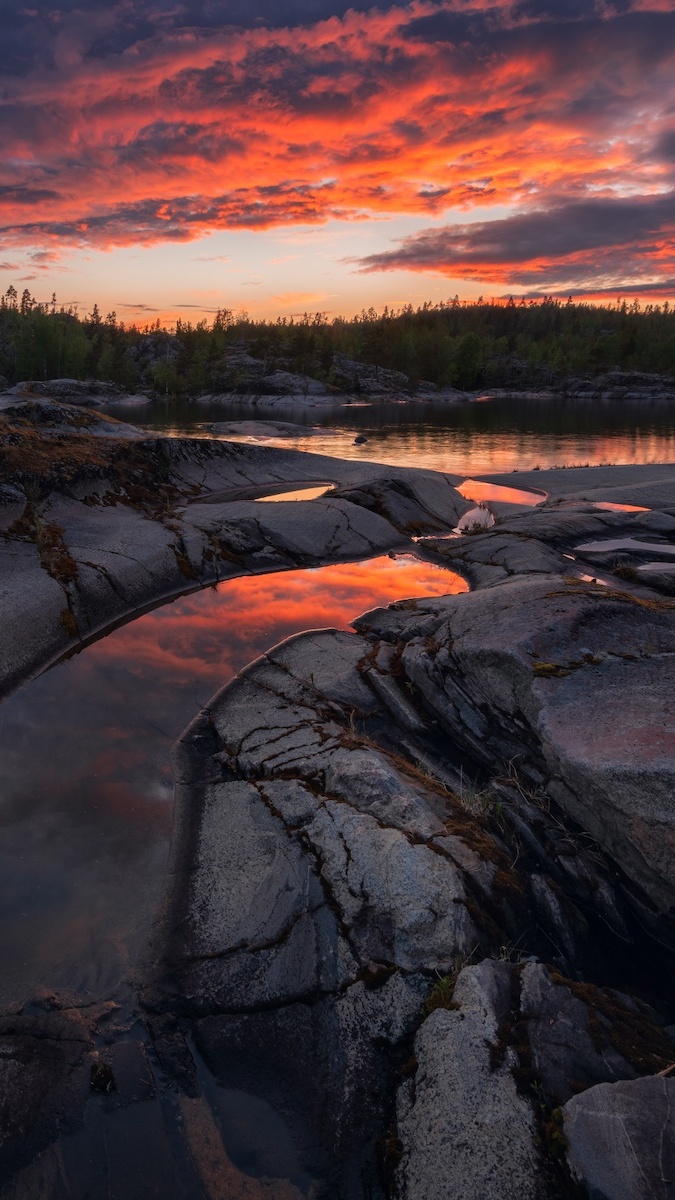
[116,393,675,474]
[0,555,465,1008]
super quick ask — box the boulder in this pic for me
[563,1075,675,1200]
[357,573,675,914]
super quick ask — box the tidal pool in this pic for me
[0,554,466,1007]
[256,483,332,501]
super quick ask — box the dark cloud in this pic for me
[0,0,399,73]
[511,0,597,19]
[117,302,160,311]
[0,185,341,248]
[117,121,244,166]
[358,191,675,288]
[655,129,675,164]
[510,278,675,300]
[174,302,221,308]
[400,11,478,45]
[0,185,62,205]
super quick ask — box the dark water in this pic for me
[109,393,675,474]
[0,555,466,1007]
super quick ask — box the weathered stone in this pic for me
[304,800,474,970]
[395,961,545,1200]
[0,994,114,1176]
[323,746,442,837]
[563,1075,675,1200]
[333,473,470,535]
[519,963,636,1104]
[166,780,352,1011]
[361,572,675,913]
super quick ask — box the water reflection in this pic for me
[457,478,546,506]
[0,555,466,1005]
[592,501,650,513]
[576,537,675,556]
[256,484,331,502]
[110,395,675,475]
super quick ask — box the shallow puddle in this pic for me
[457,478,546,506]
[576,573,611,586]
[0,554,466,1007]
[576,537,675,557]
[255,483,332,501]
[637,561,675,574]
[591,501,650,513]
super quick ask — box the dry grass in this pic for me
[547,576,675,612]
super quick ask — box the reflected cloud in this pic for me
[89,555,467,688]
[0,554,465,1003]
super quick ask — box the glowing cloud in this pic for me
[1,0,674,298]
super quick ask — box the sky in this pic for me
[1,0,674,323]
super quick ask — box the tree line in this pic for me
[1,284,674,395]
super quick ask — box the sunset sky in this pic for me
[2,0,674,323]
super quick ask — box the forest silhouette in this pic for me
[2,286,674,396]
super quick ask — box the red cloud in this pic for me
[0,0,674,295]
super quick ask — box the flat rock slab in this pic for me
[563,1075,675,1200]
[485,463,675,508]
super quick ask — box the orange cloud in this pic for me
[1,1,674,294]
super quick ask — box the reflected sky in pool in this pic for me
[0,554,466,1006]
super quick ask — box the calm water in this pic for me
[0,555,466,1006]
[111,394,675,474]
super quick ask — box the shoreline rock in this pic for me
[142,572,675,1194]
[1,396,675,1197]
[0,397,471,699]
[5,366,675,416]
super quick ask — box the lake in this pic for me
[113,393,675,475]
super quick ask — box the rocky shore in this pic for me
[0,391,469,699]
[6,362,674,414]
[0,393,674,1198]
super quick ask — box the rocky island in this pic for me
[0,387,674,1199]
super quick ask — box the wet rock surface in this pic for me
[0,397,472,698]
[2,398,675,1197]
